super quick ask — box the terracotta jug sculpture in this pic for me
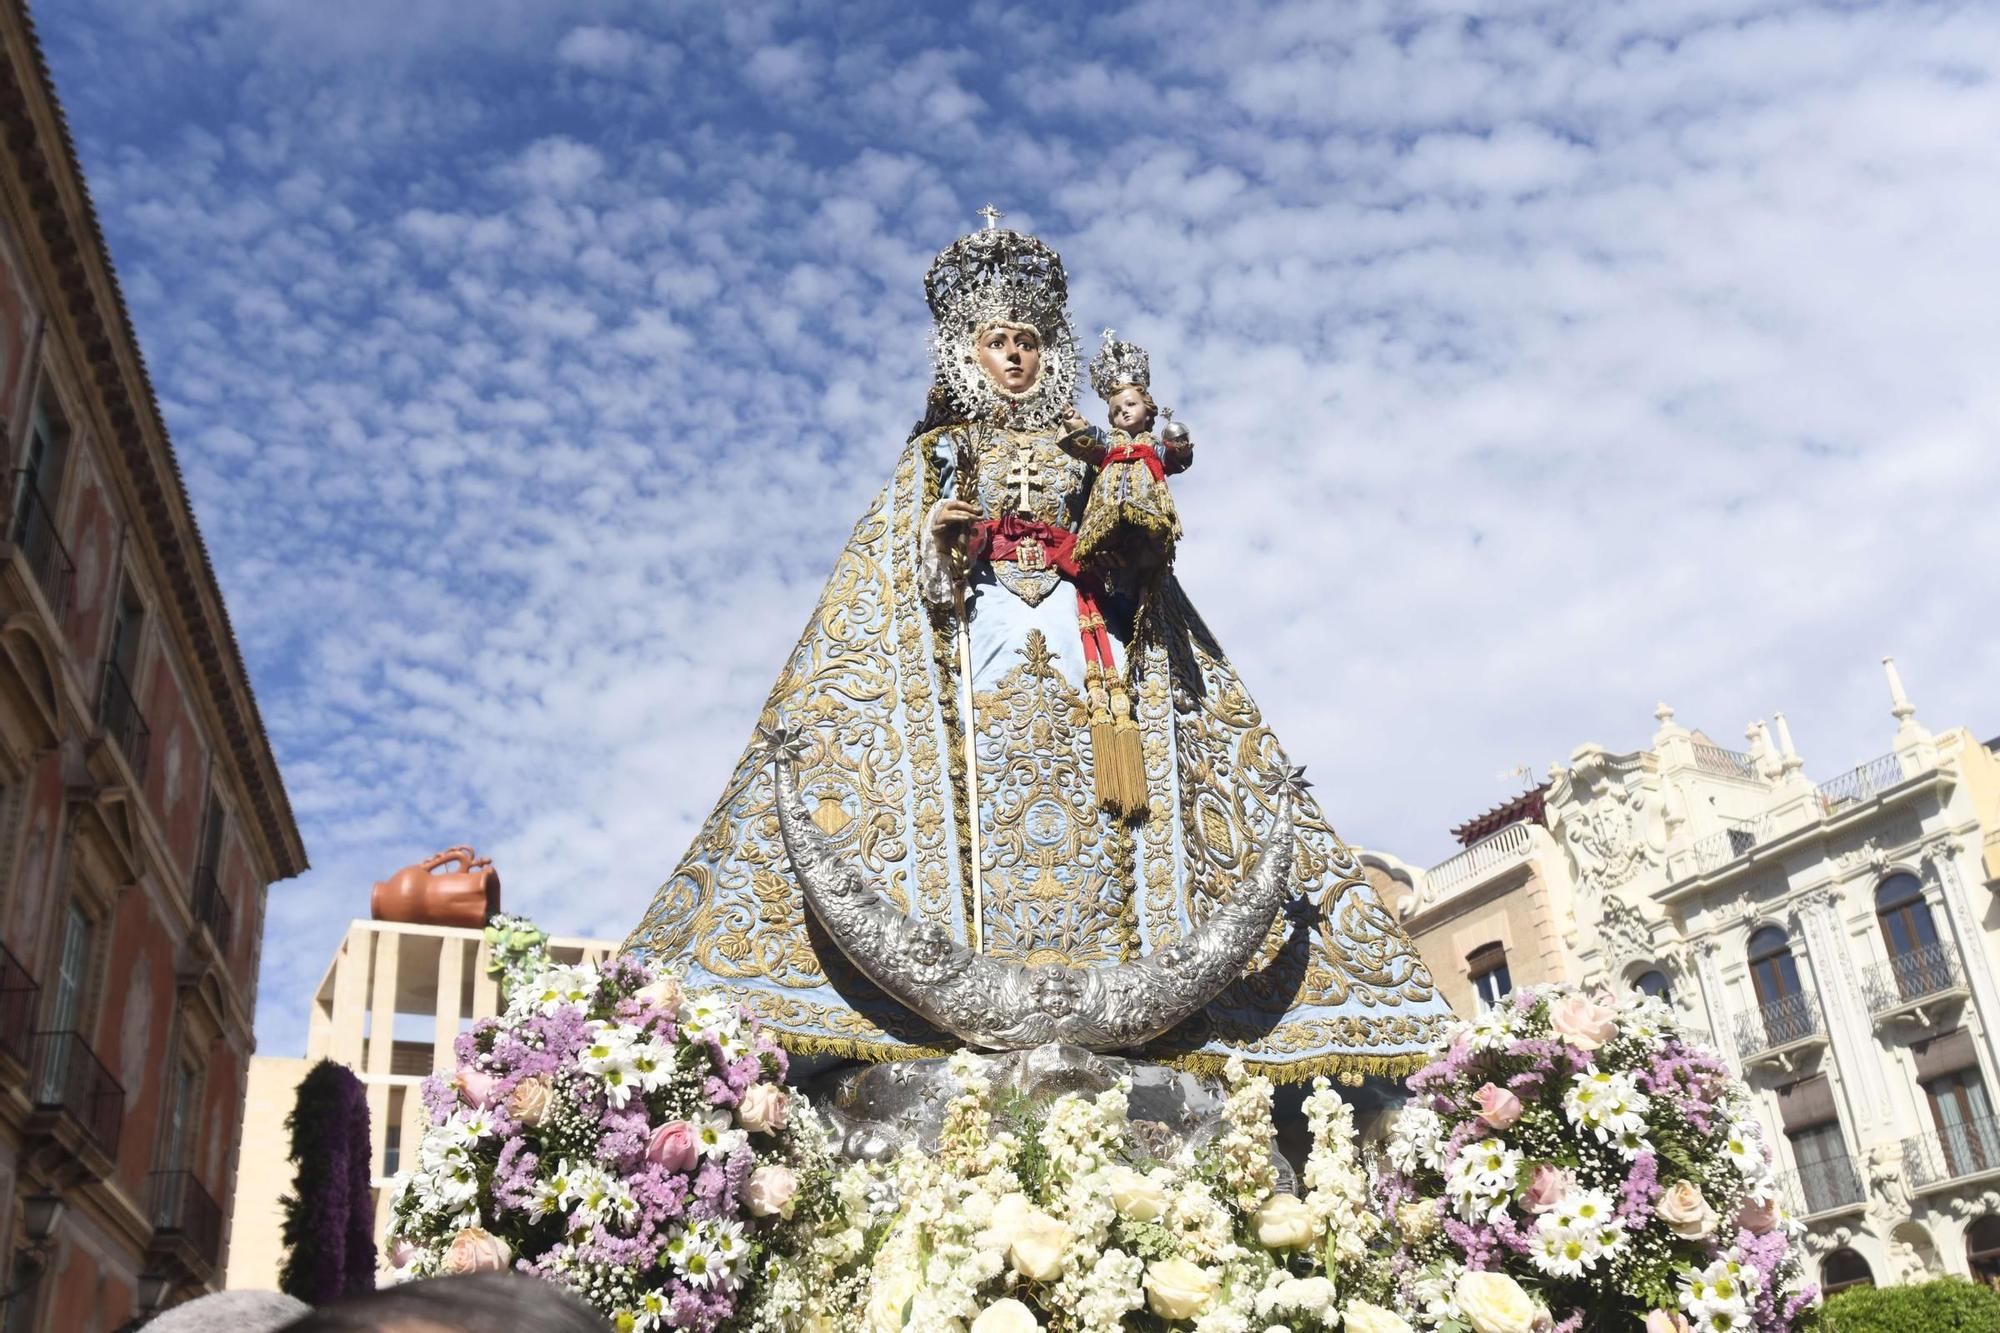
[371,846,500,928]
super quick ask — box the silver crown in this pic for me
[1088,328,1151,400]
[926,206,1078,431]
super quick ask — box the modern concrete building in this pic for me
[1381,659,2000,1293]
[225,915,614,1291]
[0,6,305,1328]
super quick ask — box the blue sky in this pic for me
[35,0,2000,1056]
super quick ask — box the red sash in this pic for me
[971,515,1116,673]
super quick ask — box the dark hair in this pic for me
[281,1273,609,1332]
[907,379,963,442]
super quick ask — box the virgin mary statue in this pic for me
[626,217,1450,1083]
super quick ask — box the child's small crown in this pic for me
[1088,328,1151,400]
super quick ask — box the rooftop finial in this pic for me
[977,203,1004,231]
[1883,655,1916,723]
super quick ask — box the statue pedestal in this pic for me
[807,1043,1239,1165]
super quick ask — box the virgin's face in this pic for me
[974,324,1042,395]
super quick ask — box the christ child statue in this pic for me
[1059,330,1192,579]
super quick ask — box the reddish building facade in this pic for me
[0,6,305,1329]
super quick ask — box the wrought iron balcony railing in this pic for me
[99,659,151,782]
[1903,1115,2000,1190]
[1817,752,1906,812]
[0,942,37,1069]
[1691,741,1758,780]
[1775,1154,1866,1218]
[1733,992,1823,1059]
[191,863,232,954]
[1864,943,1965,1014]
[32,1029,125,1158]
[9,468,74,620]
[150,1169,225,1271]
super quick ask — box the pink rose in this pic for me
[1520,1165,1574,1213]
[453,1066,499,1108]
[646,1119,699,1172]
[442,1226,510,1275]
[506,1074,553,1127]
[633,976,684,1013]
[738,1083,790,1134]
[1548,995,1618,1051]
[1645,1312,1693,1333]
[1474,1083,1524,1129]
[1736,1193,1780,1235]
[744,1164,799,1217]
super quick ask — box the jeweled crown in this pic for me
[924,214,1071,338]
[1089,329,1151,399]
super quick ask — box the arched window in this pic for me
[1968,1216,2000,1290]
[1876,872,1942,981]
[1634,969,1672,1002]
[1467,942,1511,1010]
[1820,1248,1872,1294]
[1747,926,1802,1006]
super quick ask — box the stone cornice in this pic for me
[0,5,305,880]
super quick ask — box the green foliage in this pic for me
[1823,1276,2000,1332]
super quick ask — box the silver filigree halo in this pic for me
[1089,327,1152,400]
[926,207,1078,433]
[757,720,1307,1052]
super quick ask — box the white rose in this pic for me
[970,1297,1041,1333]
[1252,1192,1318,1249]
[1106,1165,1169,1222]
[1454,1271,1545,1333]
[1655,1181,1718,1240]
[1344,1301,1415,1333]
[1008,1206,1071,1282]
[868,1266,920,1332]
[1144,1256,1218,1321]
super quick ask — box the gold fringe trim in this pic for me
[1158,1048,1431,1088]
[771,1027,1428,1089]
[771,1030,955,1064]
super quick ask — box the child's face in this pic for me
[1107,386,1154,433]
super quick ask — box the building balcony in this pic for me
[1775,1155,1867,1220]
[0,942,37,1075]
[1864,943,1969,1025]
[148,1169,225,1282]
[1733,993,1826,1070]
[1903,1115,2000,1192]
[1817,752,1906,813]
[1413,820,1538,912]
[98,658,151,783]
[191,862,232,955]
[28,1029,125,1170]
[1668,816,1774,879]
[8,468,75,621]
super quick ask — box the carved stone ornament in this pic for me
[1549,749,1664,895]
[761,721,1301,1052]
[1947,1188,2000,1221]
[1595,893,1654,978]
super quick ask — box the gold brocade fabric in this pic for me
[623,427,1451,1082]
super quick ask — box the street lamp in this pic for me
[134,1271,172,1314]
[0,1193,65,1311]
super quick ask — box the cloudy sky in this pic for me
[36,0,2000,1054]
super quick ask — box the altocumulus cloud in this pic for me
[33,0,2000,1054]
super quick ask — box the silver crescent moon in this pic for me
[760,724,1298,1051]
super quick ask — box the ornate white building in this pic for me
[1382,660,2000,1293]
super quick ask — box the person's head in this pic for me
[281,1273,608,1333]
[972,321,1043,397]
[146,1291,309,1333]
[1105,383,1156,434]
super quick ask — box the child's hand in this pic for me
[1061,407,1089,435]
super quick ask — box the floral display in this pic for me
[383,924,849,1332]
[820,1051,1399,1332]
[1378,985,1818,1333]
